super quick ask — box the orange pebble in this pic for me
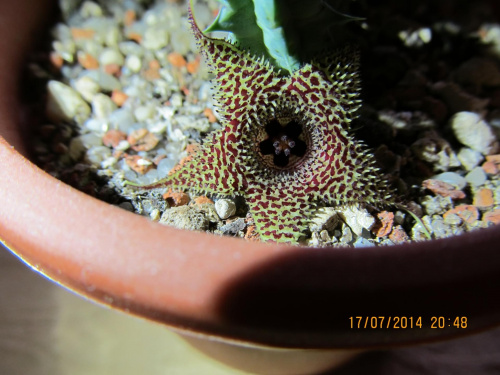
[78,52,99,70]
[203,108,217,123]
[483,209,500,225]
[473,188,494,209]
[163,189,190,206]
[49,51,64,69]
[186,58,200,74]
[71,28,95,40]
[443,205,479,225]
[104,63,121,76]
[111,90,129,107]
[193,196,214,205]
[127,32,142,43]
[168,52,187,68]
[124,9,136,27]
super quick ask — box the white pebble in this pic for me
[115,140,130,151]
[451,112,497,155]
[156,158,177,176]
[83,70,122,91]
[336,206,375,236]
[73,76,100,102]
[46,81,91,124]
[92,93,117,119]
[80,1,103,18]
[142,26,169,50]
[215,199,237,219]
[457,147,484,171]
[85,146,111,166]
[79,133,102,148]
[134,104,156,122]
[99,48,124,66]
[125,54,142,73]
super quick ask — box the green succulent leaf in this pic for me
[204,0,361,74]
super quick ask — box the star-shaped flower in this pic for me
[140,9,395,243]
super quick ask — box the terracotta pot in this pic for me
[1,1,500,374]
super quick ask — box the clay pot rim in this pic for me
[1,0,500,350]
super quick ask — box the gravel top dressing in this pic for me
[26,0,500,246]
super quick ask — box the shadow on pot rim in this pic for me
[0,0,499,352]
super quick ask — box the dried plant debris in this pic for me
[26,0,500,246]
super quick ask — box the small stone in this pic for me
[125,155,154,174]
[336,206,375,236]
[167,52,187,68]
[394,211,406,225]
[473,188,495,209]
[340,225,353,244]
[159,206,209,231]
[220,218,246,235]
[142,26,169,50]
[163,189,190,207]
[92,93,117,119]
[102,129,127,148]
[465,167,487,187]
[353,237,375,248]
[457,148,484,171]
[70,27,96,40]
[482,161,499,175]
[128,128,159,152]
[389,225,410,243]
[482,154,500,175]
[77,51,99,69]
[421,195,453,215]
[143,60,161,80]
[372,211,394,237]
[125,54,142,73]
[134,105,156,121]
[46,81,91,124]
[73,76,100,102]
[124,9,136,27]
[110,90,128,107]
[80,1,103,18]
[444,205,479,225]
[99,48,124,66]
[215,199,237,219]
[450,112,498,155]
[84,70,122,91]
[432,172,467,190]
[187,57,201,74]
[443,213,462,225]
[203,108,217,123]
[422,179,466,200]
[483,209,500,225]
[193,196,214,205]
[85,146,111,166]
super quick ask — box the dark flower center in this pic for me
[259,119,307,167]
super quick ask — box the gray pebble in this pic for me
[432,172,467,190]
[215,199,237,219]
[220,218,246,236]
[465,167,487,187]
[421,195,452,215]
[159,206,209,231]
